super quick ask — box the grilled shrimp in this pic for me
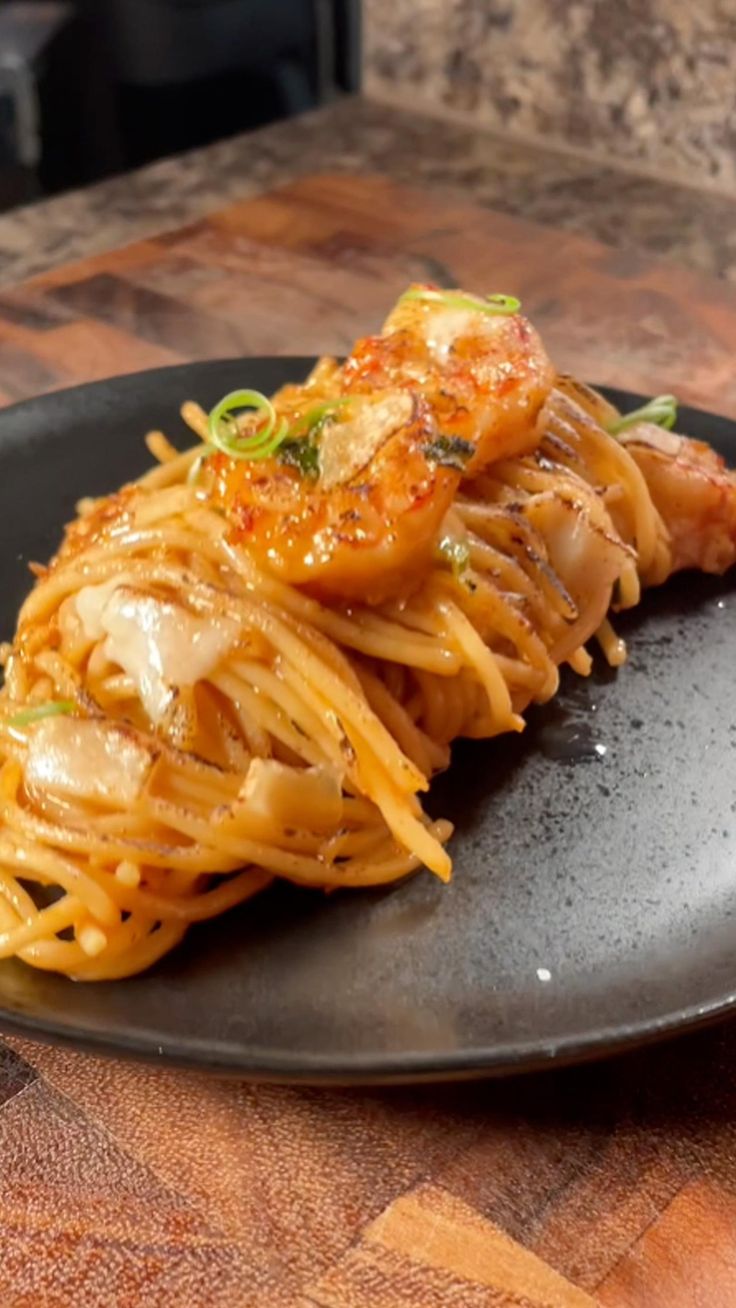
[215,390,460,604]
[345,287,554,473]
[620,422,736,578]
[540,381,736,585]
[214,286,554,602]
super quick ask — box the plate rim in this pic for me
[0,984,734,1084]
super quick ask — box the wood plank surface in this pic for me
[1,173,736,1306]
[1,174,736,415]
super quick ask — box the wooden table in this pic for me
[0,174,736,1306]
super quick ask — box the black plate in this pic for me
[0,358,734,1084]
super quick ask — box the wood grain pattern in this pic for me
[0,1077,253,1307]
[1,172,736,1305]
[2,174,736,416]
[305,1184,599,1306]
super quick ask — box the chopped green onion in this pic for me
[401,288,521,316]
[208,389,288,462]
[608,394,678,435]
[423,434,475,470]
[6,700,75,729]
[277,400,351,479]
[294,398,351,439]
[437,536,471,577]
[278,439,321,479]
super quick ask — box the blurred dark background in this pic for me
[0,0,360,211]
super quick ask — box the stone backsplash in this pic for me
[364,0,736,193]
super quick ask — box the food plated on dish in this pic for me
[1,285,734,980]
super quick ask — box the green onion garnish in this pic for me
[278,439,321,479]
[277,399,351,479]
[401,288,521,316]
[437,536,471,577]
[207,389,288,461]
[608,394,678,436]
[6,700,75,729]
[423,434,475,470]
[293,398,351,440]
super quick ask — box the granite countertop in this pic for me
[1,95,735,287]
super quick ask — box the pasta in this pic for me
[0,284,735,979]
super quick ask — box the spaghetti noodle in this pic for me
[0,285,734,978]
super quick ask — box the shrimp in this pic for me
[213,286,555,602]
[618,422,736,579]
[213,391,460,604]
[344,287,554,473]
